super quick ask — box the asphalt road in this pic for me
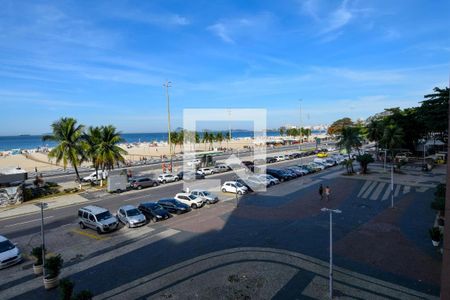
[1,153,324,240]
[32,142,333,184]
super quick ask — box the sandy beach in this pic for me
[0,135,323,173]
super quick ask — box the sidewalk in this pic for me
[0,193,89,220]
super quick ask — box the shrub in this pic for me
[429,227,442,241]
[59,278,74,300]
[30,246,44,266]
[44,254,63,279]
[356,153,375,174]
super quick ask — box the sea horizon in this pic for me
[0,130,326,152]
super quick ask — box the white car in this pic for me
[259,174,280,185]
[0,235,22,269]
[190,190,219,204]
[198,167,215,175]
[158,173,179,184]
[81,171,108,182]
[213,164,229,173]
[274,155,285,162]
[186,159,201,167]
[221,181,248,194]
[174,193,204,209]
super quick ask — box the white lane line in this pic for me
[4,216,54,228]
[357,181,372,197]
[370,182,386,201]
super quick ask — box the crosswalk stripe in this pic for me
[370,182,386,200]
[381,184,391,201]
[361,181,378,199]
[357,181,372,197]
[403,186,411,194]
[394,185,401,197]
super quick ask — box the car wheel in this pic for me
[176,210,181,215]
[127,222,131,228]
[162,180,166,184]
[280,178,284,182]
[137,185,142,190]
[175,177,179,181]
[222,188,227,193]
[96,227,102,234]
[192,204,198,209]
[79,222,86,229]
[237,190,243,195]
[153,182,158,187]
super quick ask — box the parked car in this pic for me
[325,158,338,166]
[282,169,298,178]
[253,158,266,165]
[81,171,108,182]
[186,159,201,166]
[138,202,171,221]
[158,173,179,184]
[174,193,204,209]
[309,162,325,171]
[177,171,205,181]
[317,152,328,158]
[299,165,316,173]
[116,205,147,228]
[274,155,285,162]
[129,177,159,190]
[221,181,248,194]
[266,169,290,182]
[213,164,229,173]
[241,161,255,171]
[198,167,215,175]
[0,235,22,269]
[78,205,119,234]
[266,156,276,163]
[255,174,279,185]
[157,198,191,214]
[190,190,219,204]
[286,166,306,176]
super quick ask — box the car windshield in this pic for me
[0,240,15,253]
[203,191,211,196]
[235,182,244,187]
[188,194,197,200]
[126,208,141,216]
[96,211,112,221]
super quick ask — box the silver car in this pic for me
[0,235,22,269]
[190,190,219,204]
[117,205,147,228]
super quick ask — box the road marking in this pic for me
[403,185,411,194]
[370,182,386,200]
[4,216,54,228]
[394,184,401,197]
[361,181,378,199]
[381,184,391,201]
[71,229,110,241]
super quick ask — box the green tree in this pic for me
[279,127,286,136]
[356,153,375,174]
[336,126,362,173]
[327,117,353,136]
[381,123,404,163]
[366,119,384,156]
[97,125,127,171]
[419,87,449,142]
[215,132,224,147]
[83,126,102,183]
[42,117,85,182]
[202,131,210,150]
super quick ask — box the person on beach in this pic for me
[319,184,324,200]
[325,186,331,201]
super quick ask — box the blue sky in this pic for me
[0,0,449,135]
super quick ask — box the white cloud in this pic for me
[207,13,275,44]
[322,0,352,34]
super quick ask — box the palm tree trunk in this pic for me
[73,164,81,182]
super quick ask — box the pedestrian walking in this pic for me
[319,184,324,200]
[325,186,331,201]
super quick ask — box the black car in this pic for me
[266,169,290,182]
[138,202,171,221]
[266,157,276,163]
[157,198,191,214]
[177,171,205,181]
[283,169,298,178]
[235,178,254,192]
[241,161,255,171]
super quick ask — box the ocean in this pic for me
[0,130,326,151]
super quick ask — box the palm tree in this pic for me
[279,127,286,136]
[366,119,384,159]
[336,126,362,173]
[202,131,210,150]
[381,123,404,163]
[42,117,85,182]
[216,132,224,147]
[83,126,102,182]
[97,125,127,171]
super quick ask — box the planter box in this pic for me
[44,276,59,290]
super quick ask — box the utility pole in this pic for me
[440,77,450,299]
[299,99,303,146]
[391,152,394,208]
[321,207,342,299]
[34,202,47,278]
[163,80,172,171]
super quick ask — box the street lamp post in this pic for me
[163,80,172,171]
[390,150,394,208]
[34,202,47,278]
[321,207,342,299]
